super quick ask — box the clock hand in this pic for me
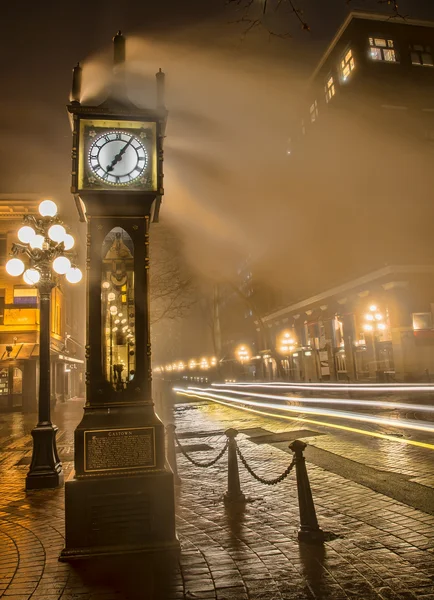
[106,137,133,172]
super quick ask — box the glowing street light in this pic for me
[278,330,296,381]
[236,345,251,364]
[362,303,388,379]
[5,198,82,491]
[236,345,251,380]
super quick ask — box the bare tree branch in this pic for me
[149,226,197,325]
[227,0,406,37]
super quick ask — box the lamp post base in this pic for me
[297,527,325,544]
[25,423,64,490]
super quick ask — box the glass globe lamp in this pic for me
[65,267,82,284]
[39,200,58,217]
[63,233,75,251]
[23,268,41,285]
[18,226,36,244]
[52,256,71,275]
[6,258,25,277]
[48,224,66,243]
[110,306,118,315]
[108,292,116,302]
[30,234,44,250]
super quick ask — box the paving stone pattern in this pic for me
[0,399,434,599]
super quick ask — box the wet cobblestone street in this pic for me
[1,398,434,599]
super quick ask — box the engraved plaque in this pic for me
[84,427,155,472]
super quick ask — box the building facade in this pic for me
[262,265,434,382]
[293,11,434,155]
[0,196,84,412]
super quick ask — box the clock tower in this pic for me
[60,32,178,560]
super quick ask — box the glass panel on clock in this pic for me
[101,228,135,391]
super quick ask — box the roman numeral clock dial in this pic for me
[77,120,157,192]
[89,131,147,185]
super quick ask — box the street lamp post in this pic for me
[6,199,82,490]
[362,304,387,381]
[236,344,251,380]
[278,331,296,381]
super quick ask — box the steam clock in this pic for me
[60,33,178,560]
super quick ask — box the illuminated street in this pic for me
[1,396,434,598]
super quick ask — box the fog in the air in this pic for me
[77,24,434,306]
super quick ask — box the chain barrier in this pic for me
[235,442,296,485]
[174,433,229,468]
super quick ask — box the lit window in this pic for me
[410,43,433,67]
[369,37,397,62]
[325,76,336,102]
[340,48,355,80]
[310,100,319,123]
[413,312,432,331]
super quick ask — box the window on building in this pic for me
[410,44,433,67]
[340,48,355,80]
[325,76,336,102]
[0,236,6,266]
[412,312,433,331]
[369,37,397,62]
[310,100,319,123]
[13,286,37,307]
[0,294,4,326]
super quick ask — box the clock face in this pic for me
[88,131,148,186]
[78,119,157,192]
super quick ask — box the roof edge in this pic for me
[310,10,434,82]
[263,265,434,322]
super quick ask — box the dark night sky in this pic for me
[1,0,433,203]
[1,0,433,198]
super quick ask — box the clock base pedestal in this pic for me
[60,404,179,561]
[60,470,179,561]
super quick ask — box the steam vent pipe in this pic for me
[156,68,165,109]
[113,30,126,66]
[71,63,82,104]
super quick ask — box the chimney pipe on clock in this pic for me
[113,31,126,68]
[156,68,165,109]
[70,62,82,104]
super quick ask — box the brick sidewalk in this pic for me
[1,400,434,599]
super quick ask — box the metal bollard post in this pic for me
[224,428,246,504]
[289,440,324,543]
[165,424,181,486]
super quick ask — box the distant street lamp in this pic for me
[278,330,296,380]
[236,344,251,379]
[6,199,82,490]
[362,304,387,380]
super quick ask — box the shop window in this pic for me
[412,312,432,331]
[340,48,355,80]
[0,236,6,266]
[310,100,319,123]
[325,76,336,103]
[369,37,397,62]
[410,44,433,67]
[13,368,22,394]
[0,291,4,325]
[335,352,347,373]
[0,368,8,395]
[13,286,37,307]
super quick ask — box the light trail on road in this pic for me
[203,387,434,413]
[212,381,434,393]
[174,386,434,451]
